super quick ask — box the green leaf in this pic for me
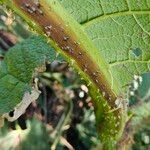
[139,72,150,98]
[0,35,59,114]
[2,0,150,148]
[60,0,150,91]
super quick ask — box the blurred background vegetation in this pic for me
[0,6,149,150]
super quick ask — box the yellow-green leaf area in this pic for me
[84,14,150,91]
[60,0,129,23]
[60,0,150,92]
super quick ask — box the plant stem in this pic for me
[51,100,73,150]
[3,0,127,147]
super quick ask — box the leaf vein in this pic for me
[82,10,150,27]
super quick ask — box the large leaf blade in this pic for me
[60,0,150,23]
[60,0,150,91]
[84,14,150,90]
[2,0,150,148]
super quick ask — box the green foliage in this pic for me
[0,119,50,150]
[139,73,150,98]
[76,109,100,148]
[0,35,59,114]
[60,0,150,91]
[132,126,150,150]
[1,0,150,149]
[20,119,50,150]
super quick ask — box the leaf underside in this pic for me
[60,0,150,91]
[0,0,149,147]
